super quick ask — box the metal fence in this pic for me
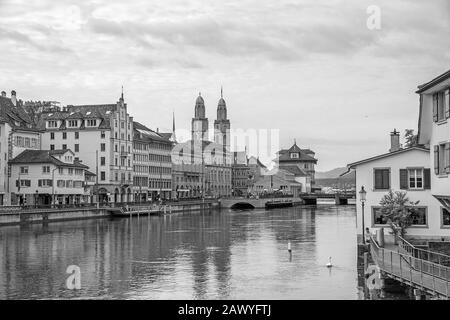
[370,236,450,298]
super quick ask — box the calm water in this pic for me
[0,205,360,300]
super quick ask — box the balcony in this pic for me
[120,151,129,158]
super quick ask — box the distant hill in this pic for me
[315,167,355,188]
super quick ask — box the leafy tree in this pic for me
[404,129,418,148]
[379,190,420,239]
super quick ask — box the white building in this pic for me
[0,90,42,205]
[38,93,134,203]
[348,131,445,241]
[133,121,173,201]
[9,149,90,205]
[417,69,450,233]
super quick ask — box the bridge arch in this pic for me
[230,202,256,210]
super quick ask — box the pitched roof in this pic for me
[281,165,308,177]
[0,96,35,129]
[9,149,89,169]
[133,121,172,143]
[276,151,317,163]
[347,146,429,169]
[416,68,450,93]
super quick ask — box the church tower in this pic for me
[214,87,231,165]
[191,93,209,141]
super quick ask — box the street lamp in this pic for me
[359,186,367,244]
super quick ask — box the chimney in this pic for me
[1,91,6,97]
[389,129,401,152]
[11,90,17,106]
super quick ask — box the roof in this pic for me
[0,96,36,129]
[133,121,172,144]
[9,149,89,169]
[416,68,450,94]
[276,142,317,163]
[347,146,429,169]
[281,165,308,177]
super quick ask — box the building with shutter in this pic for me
[417,69,450,231]
[8,149,91,206]
[37,92,134,204]
[347,130,442,240]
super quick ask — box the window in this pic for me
[442,208,450,227]
[101,143,106,152]
[57,180,65,188]
[66,180,73,188]
[42,166,50,174]
[47,120,58,128]
[38,179,53,187]
[86,119,97,127]
[408,169,423,189]
[100,171,106,181]
[62,144,67,150]
[18,179,31,187]
[58,168,64,174]
[100,157,105,166]
[374,168,390,190]
[411,207,427,226]
[290,153,299,159]
[50,144,55,150]
[434,143,450,175]
[20,166,28,174]
[101,131,105,139]
[75,132,79,139]
[50,132,55,140]
[62,132,67,140]
[74,144,79,152]
[68,168,73,175]
[74,181,83,188]
[67,120,78,128]
[432,90,449,122]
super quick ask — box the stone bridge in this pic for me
[220,197,301,209]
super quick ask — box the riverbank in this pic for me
[0,200,220,226]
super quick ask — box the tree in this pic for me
[379,190,420,240]
[404,129,418,148]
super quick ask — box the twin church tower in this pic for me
[191,88,231,161]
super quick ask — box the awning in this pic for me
[433,195,450,210]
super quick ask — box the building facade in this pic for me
[232,151,249,196]
[39,93,134,203]
[417,69,450,237]
[251,168,302,198]
[9,149,90,205]
[348,130,440,240]
[133,121,173,201]
[274,141,316,190]
[0,90,42,205]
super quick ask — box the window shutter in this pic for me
[446,143,450,174]
[48,180,53,186]
[433,94,439,122]
[446,89,450,119]
[16,180,19,187]
[424,168,431,189]
[383,169,390,189]
[38,180,42,187]
[399,169,408,189]
[434,145,440,174]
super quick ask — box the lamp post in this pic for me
[359,186,367,244]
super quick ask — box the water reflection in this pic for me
[0,205,358,299]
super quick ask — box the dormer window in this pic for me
[68,120,78,128]
[290,153,299,159]
[48,120,58,128]
[86,119,97,127]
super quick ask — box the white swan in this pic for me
[326,257,333,268]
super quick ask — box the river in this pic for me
[0,205,363,299]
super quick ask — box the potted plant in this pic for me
[379,190,419,244]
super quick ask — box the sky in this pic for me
[0,0,449,171]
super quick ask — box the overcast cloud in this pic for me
[0,0,449,170]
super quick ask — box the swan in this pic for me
[326,257,333,268]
